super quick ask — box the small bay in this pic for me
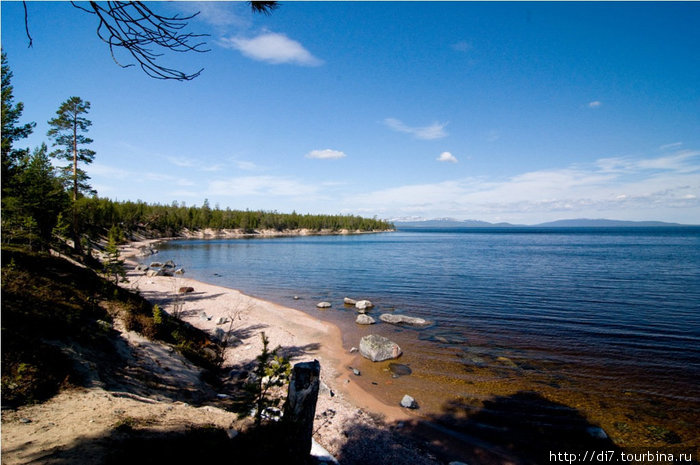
[144,226,700,442]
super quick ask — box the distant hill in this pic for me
[534,219,684,227]
[393,218,518,228]
[393,218,689,228]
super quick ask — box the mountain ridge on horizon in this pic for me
[392,218,695,228]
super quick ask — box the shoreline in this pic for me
[119,238,417,451]
[136,227,395,242]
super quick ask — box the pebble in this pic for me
[349,347,358,353]
[400,394,418,409]
[353,368,361,376]
[19,418,31,424]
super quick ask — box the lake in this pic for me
[143,227,700,447]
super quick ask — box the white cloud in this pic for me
[596,150,700,174]
[343,149,700,224]
[660,142,683,151]
[221,32,323,66]
[88,163,132,179]
[208,176,319,197]
[588,101,602,109]
[437,152,458,163]
[235,160,262,171]
[191,2,246,28]
[166,156,194,167]
[305,149,347,160]
[384,118,448,140]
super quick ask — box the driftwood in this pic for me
[283,360,321,463]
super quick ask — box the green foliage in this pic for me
[2,144,70,250]
[243,332,292,426]
[103,225,127,285]
[1,50,36,187]
[152,304,164,325]
[72,197,394,239]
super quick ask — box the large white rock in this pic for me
[355,300,374,312]
[379,313,429,326]
[355,314,376,325]
[359,334,402,362]
[400,394,418,409]
[316,301,332,308]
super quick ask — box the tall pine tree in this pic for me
[1,51,36,193]
[47,96,96,253]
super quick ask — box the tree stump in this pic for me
[283,360,321,463]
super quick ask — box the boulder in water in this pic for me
[355,314,376,325]
[316,301,332,308]
[379,313,429,326]
[355,300,373,312]
[359,334,402,362]
[388,363,412,376]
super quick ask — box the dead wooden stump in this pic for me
[283,360,321,463]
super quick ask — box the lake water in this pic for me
[145,227,700,447]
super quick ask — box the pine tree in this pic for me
[243,332,291,426]
[103,226,126,285]
[47,96,96,253]
[1,51,36,187]
[15,144,70,249]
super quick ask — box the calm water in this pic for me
[144,227,700,419]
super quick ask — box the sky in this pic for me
[2,1,699,224]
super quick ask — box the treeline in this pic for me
[1,51,392,254]
[77,197,394,238]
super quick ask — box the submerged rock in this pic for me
[355,300,374,312]
[388,363,412,377]
[359,334,402,362]
[496,356,518,368]
[379,313,429,326]
[344,297,357,305]
[316,301,332,308]
[355,314,376,325]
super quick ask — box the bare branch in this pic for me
[23,1,33,48]
[72,1,210,81]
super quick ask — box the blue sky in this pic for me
[2,1,699,224]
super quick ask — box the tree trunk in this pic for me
[71,114,81,254]
[283,360,321,464]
